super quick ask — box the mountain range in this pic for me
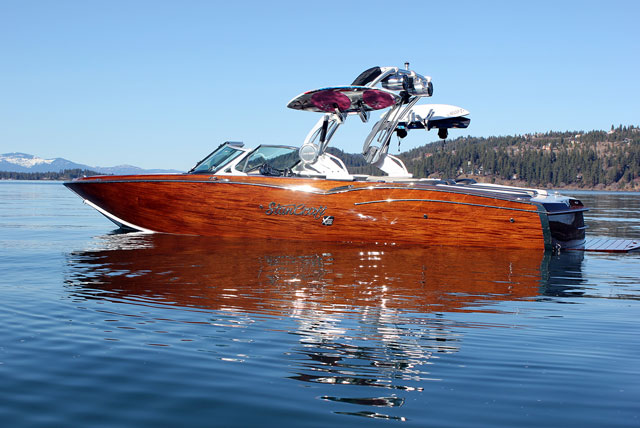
[0,152,183,175]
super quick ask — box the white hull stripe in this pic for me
[83,199,156,233]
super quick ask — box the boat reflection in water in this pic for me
[65,233,584,420]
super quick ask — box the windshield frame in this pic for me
[234,145,300,173]
[189,143,246,174]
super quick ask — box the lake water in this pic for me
[1,181,639,427]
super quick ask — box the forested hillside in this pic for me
[0,169,103,180]
[397,125,639,190]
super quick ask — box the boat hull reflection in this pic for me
[65,233,587,419]
[66,233,549,315]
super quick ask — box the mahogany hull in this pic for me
[64,174,552,250]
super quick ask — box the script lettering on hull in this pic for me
[262,202,328,221]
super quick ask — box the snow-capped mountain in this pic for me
[1,152,56,168]
[0,153,182,174]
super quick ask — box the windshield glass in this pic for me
[191,145,244,173]
[235,146,299,173]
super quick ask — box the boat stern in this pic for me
[537,195,587,250]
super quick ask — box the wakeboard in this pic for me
[287,86,400,113]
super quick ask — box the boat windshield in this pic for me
[235,145,299,173]
[191,145,244,173]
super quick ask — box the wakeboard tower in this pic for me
[287,63,470,177]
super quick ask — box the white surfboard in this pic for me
[398,104,470,130]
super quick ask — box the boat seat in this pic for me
[258,163,293,177]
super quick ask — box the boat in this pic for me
[64,64,589,251]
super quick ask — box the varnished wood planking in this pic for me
[65,175,547,249]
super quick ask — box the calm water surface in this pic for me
[1,182,639,427]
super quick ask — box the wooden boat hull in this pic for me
[64,174,565,250]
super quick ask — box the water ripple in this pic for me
[2,183,640,427]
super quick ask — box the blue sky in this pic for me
[1,0,639,170]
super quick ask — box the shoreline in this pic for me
[2,177,639,193]
[454,175,640,192]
